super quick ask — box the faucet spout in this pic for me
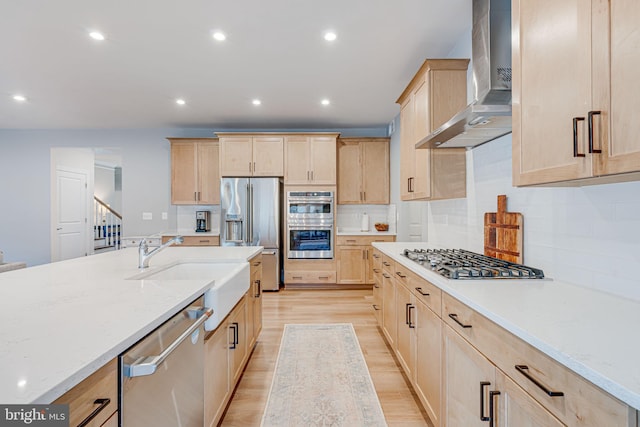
[138,235,184,269]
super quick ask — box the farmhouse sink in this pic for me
[130,261,250,331]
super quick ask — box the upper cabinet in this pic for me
[218,135,284,177]
[396,59,469,201]
[513,0,640,186]
[284,134,338,185]
[337,137,390,204]
[168,138,220,205]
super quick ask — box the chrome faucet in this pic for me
[138,236,184,269]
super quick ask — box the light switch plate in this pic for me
[142,212,152,220]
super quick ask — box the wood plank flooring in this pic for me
[219,289,432,427]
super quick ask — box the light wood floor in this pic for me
[219,288,433,427]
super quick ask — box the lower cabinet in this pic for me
[204,287,261,427]
[377,252,636,427]
[247,255,263,349]
[336,235,395,285]
[161,235,220,246]
[53,358,118,427]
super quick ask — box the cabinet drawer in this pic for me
[54,359,117,427]
[381,255,394,273]
[285,270,336,284]
[372,249,383,271]
[394,263,442,316]
[336,235,395,246]
[442,293,633,427]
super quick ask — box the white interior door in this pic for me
[55,168,88,261]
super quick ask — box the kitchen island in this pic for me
[0,246,261,404]
[373,242,640,419]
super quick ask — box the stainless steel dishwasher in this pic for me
[120,296,212,427]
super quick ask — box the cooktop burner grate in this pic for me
[402,248,544,280]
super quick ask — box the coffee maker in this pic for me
[195,211,210,232]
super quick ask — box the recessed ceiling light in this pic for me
[252,99,261,106]
[212,32,226,41]
[321,99,330,106]
[324,32,337,42]
[175,99,186,105]
[13,94,27,102]
[89,31,105,41]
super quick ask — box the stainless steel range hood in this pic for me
[417,0,512,149]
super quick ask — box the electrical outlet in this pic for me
[142,212,152,220]
[161,212,168,220]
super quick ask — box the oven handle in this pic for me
[123,307,213,378]
[287,197,334,203]
[288,225,333,231]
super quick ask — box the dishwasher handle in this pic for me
[124,307,213,378]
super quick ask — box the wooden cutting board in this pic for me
[484,195,523,264]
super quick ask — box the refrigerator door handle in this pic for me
[249,184,254,244]
[245,183,251,245]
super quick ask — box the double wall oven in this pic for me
[286,191,334,259]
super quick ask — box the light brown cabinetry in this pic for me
[336,235,395,285]
[161,235,220,246]
[284,135,338,185]
[53,359,118,427]
[169,138,220,205]
[204,290,257,427]
[381,256,396,347]
[247,254,263,349]
[396,59,469,201]
[219,135,284,177]
[337,137,390,204]
[372,249,383,324]
[513,0,640,186]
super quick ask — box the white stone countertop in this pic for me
[336,228,396,236]
[0,246,261,404]
[372,242,640,411]
[161,229,221,237]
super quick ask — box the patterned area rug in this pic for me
[261,323,387,427]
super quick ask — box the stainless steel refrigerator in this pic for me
[220,177,281,291]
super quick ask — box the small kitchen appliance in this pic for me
[195,210,210,232]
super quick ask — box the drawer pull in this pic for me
[318,276,329,279]
[252,261,262,266]
[382,273,391,279]
[346,239,356,243]
[515,365,564,397]
[77,398,111,427]
[292,276,303,279]
[395,271,407,279]
[199,240,210,243]
[382,261,391,266]
[415,287,429,296]
[373,254,380,258]
[373,268,381,273]
[448,313,472,329]
[373,283,380,288]
[372,304,380,311]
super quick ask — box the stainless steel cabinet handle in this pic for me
[123,307,213,378]
[515,365,564,397]
[77,398,111,427]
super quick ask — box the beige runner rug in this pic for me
[261,323,387,427]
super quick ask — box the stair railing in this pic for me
[94,196,123,251]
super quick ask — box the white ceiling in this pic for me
[1,0,471,130]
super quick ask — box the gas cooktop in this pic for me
[402,248,545,280]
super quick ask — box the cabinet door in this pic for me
[171,142,198,204]
[336,246,367,284]
[399,98,415,200]
[362,139,390,204]
[364,246,375,284]
[372,275,382,325]
[253,137,284,176]
[220,137,253,177]
[443,325,497,427]
[414,299,442,427]
[395,283,414,378]
[413,75,430,144]
[496,370,564,427]
[513,0,592,185]
[284,136,310,184]
[309,136,337,184]
[596,0,640,176]
[204,324,230,427]
[381,271,396,347]
[228,298,248,385]
[337,139,363,204]
[198,142,220,204]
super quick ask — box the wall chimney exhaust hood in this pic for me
[417,0,512,149]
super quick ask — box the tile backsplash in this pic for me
[422,135,640,301]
